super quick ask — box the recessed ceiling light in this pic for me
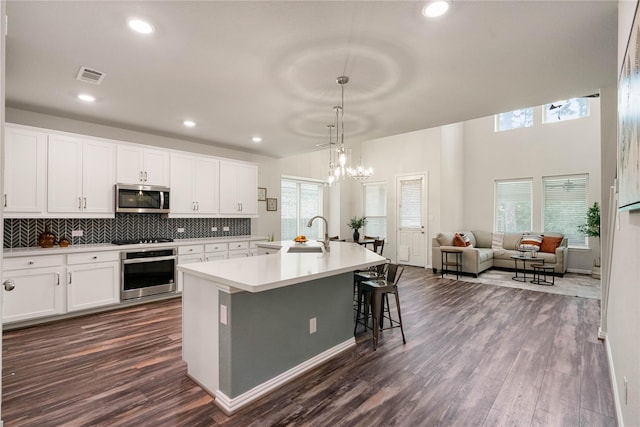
[183,120,196,127]
[252,136,262,143]
[422,0,450,18]
[128,18,154,34]
[77,94,96,102]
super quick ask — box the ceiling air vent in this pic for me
[76,66,106,85]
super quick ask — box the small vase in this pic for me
[38,224,56,248]
[353,229,360,242]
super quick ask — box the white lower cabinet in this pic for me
[2,255,65,323]
[205,243,228,261]
[66,252,120,312]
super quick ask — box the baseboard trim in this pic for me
[566,268,593,275]
[603,334,624,427]
[213,337,356,415]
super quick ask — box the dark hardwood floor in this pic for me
[2,267,616,426]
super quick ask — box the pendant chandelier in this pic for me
[326,75,373,182]
[326,124,336,186]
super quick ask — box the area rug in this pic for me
[435,268,601,299]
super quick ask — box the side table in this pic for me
[531,263,555,286]
[441,248,463,279]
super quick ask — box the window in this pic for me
[399,178,423,229]
[495,179,532,232]
[281,177,324,241]
[496,108,534,132]
[363,182,387,238]
[544,98,589,123]
[543,175,588,247]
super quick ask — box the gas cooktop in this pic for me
[111,238,174,245]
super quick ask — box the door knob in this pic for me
[3,279,15,291]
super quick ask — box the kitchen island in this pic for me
[178,240,386,415]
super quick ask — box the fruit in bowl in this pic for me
[294,235,308,243]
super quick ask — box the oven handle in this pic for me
[123,255,177,265]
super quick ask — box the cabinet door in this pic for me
[67,261,119,312]
[48,135,83,213]
[236,163,258,215]
[219,161,239,214]
[4,127,47,214]
[219,161,257,215]
[82,140,115,213]
[170,153,196,214]
[194,157,219,214]
[142,148,170,186]
[116,145,145,184]
[2,267,64,323]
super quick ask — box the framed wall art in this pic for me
[266,198,277,211]
[618,3,640,210]
[258,187,267,201]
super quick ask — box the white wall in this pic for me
[605,2,640,425]
[462,102,602,272]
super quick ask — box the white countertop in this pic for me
[178,240,387,293]
[3,236,268,258]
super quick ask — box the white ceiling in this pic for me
[5,1,618,159]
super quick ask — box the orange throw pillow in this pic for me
[540,236,563,253]
[453,233,466,247]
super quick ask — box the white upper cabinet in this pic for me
[117,145,170,186]
[48,134,115,216]
[170,153,219,216]
[219,160,258,216]
[3,126,47,215]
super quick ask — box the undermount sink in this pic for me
[287,245,324,253]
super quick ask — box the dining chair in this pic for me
[355,263,406,350]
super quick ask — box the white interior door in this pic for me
[396,174,427,267]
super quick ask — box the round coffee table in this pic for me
[510,254,543,282]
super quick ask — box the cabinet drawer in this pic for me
[228,241,249,251]
[205,243,228,253]
[4,255,65,271]
[178,245,204,255]
[67,251,120,265]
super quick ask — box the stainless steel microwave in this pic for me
[115,184,170,213]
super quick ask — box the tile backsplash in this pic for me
[3,215,251,248]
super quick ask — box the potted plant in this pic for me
[347,216,367,242]
[577,201,600,278]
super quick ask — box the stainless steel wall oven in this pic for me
[121,248,177,300]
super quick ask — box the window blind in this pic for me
[495,179,532,232]
[399,179,422,228]
[543,175,588,247]
[281,178,323,240]
[363,182,387,238]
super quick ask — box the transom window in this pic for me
[495,108,534,132]
[543,98,590,123]
[495,179,533,232]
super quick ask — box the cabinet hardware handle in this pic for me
[139,171,144,182]
[56,273,60,286]
[78,197,82,209]
[240,203,243,212]
[196,202,199,211]
[3,194,6,207]
[3,279,15,292]
[28,261,34,265]
[92,256,98,260]
[68,272,72,284]
[144,171,148,182]
[83,197,87,209]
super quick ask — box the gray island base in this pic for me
[179,240,386,415]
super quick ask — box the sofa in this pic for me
[432,230,568,277]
